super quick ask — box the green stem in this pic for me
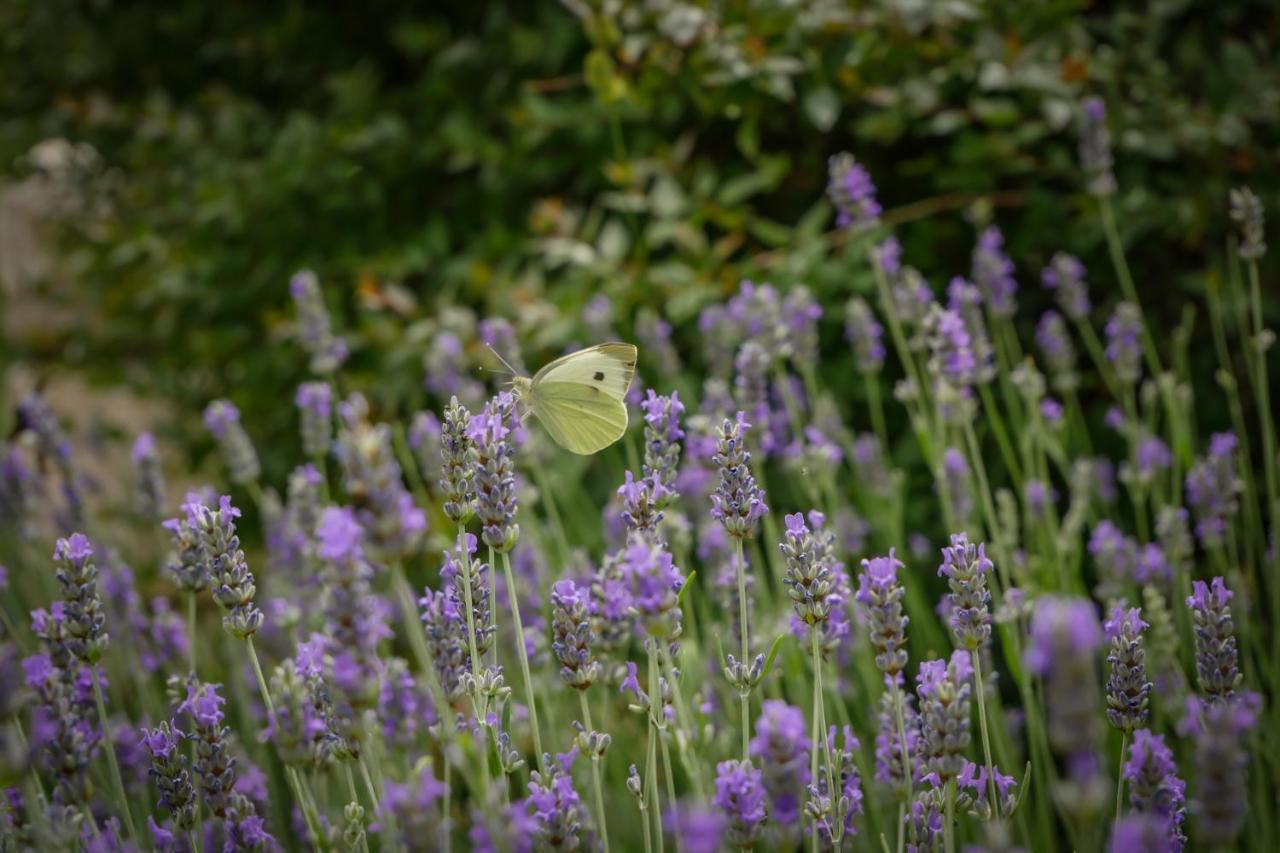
[1113,732,1128,833]
[187,592,199,676]
[734,536,752,761]
[91,670,138,844]
[813,630,840,844]
[809,633,822,853]
[501,550,546,773]
[646,642,666,853]
[579,692,612,853]
[944,779,956,853]
[972,650,1000,819]
[865,371,889,449]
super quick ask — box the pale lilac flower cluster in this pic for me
[971,226,1018,317]
[1185,433,1241,548]
[827,153,882,231]
[203,400,260,485]
[1041,252,1091,320]
[290,269,348,374]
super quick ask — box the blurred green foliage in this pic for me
[2,0,1278,477]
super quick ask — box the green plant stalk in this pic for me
[735,535,752,760]
[1113,732,1127,834]
[893,684,913,853]
[187,592,199,676]
[813,630,841,845]
[658,643,708,800]
[865,372,888,448]
[944,779,956,853]
[870,258,938,459]
[579,691,612,853]
[977,381,1024,484]
[646,642,666,853]
[245,637,326,847]
[1247,261,1280,621]
[809,633,821,853]
[343,763,370,853]
[91,668,138,844]
[971,650,1000,818]
[456,533,493,801]
[442,757,452,853]
[501,550,546,774]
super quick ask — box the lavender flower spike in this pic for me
[1105,302,1143,386]
[1104,607,1152,733]
[550,579,600,691]
[132,432,167,521]
[1041,252,1091,321]
[140,722,198,831]
[780,512,834,628]
[856,551,909,680]
[640,389,685,499]
[186,496,264,639]
[937,534,993,652]
[915,650,973,783]
[1184,693,1260,847]
[971,226,1018,317]
[710,412,768,540]
[1229,186,1266,261]
[750,700,810,828]
[714,759,769,849]
[1185,577,1241,702]
[1124,729,1186,850]
[203,400,260,485]
[1025,596,1104,756]
[290,268,348,374]
[527,749,584,850]
[52,533,108,664]
[827,153,881,231]
[845,297,885,375]
[1079,96,1116,198]
[472,392,520,553]
[295,381,333,459]
[439,396,477,524]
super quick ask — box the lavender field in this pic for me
[2,14,1279,852]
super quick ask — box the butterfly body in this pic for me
[509,342,638,454]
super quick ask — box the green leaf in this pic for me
[761,633,789,680]
[677,570,697,606]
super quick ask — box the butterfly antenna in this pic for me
[482,342,520,377]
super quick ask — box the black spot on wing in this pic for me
[594,371,605,381]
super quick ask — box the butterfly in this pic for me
[499,342,638,455]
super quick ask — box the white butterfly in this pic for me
[502,342,638,455]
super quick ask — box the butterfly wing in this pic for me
[532,342,637,403]
[528,380,629,454]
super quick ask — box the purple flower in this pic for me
[472,393,520,553]
[641,390,685,498]
[710,412,768,539]
[1104,302,1143,386]
[713,759,768,849]
[1185,577,1240,702]
[131,431,167,521]
[957,759,1017,819]
[550,579,599,690]
[479,316,526,375]
[622,537,684,640]
[1088,520,1137,602]
[664,805,724,853]
[1104,607,1151,733]
[749,700,810,826]
[440,532,495,665]
[827,153,881,231]
[52,533,108,664]
[873,237,902,277]
[938,534,993,651]
[1035,310,1078,390]
[1025,597,1104,765]
[971,226,1018,317]
[915,650,973,782]
[1041,253,1091,321]
[1124,729,1186,850]
[203,399,260,485]
[295,381,334,458]
[946,277,996,384]
[924,304,978,389]
[426,330,483,405]
[527,749,583,850]
[1185,433,1240,548]
[1079,97,1116,197]
[185,496,264,639]
[380,763,447,847]
[141,721,198,830]
[290,269,348,373]
[939,448,974,523]
[845,297,885,375]
[618,470,669,534]
[334,393,427,557]
[779,512,835,628]
[180,682,245,821]
[1229,186,1266,261]
[874,679,921,796]
[316,507,387,713]
[857,551,909,679]
[1182,692,1261,846]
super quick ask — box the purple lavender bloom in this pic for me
[418,583,469,703]
[957,759,1017,820]
[714,759,768,849]
[316,506,387,710]
[938,534,993,651]
[749,700,810,827]
[425,330,483,406]
[1024,479,1055,519]
[782,285,822,367]
[131,432,166,521]
[827,153,882,231]
[1185,433,1241,548]
[380,764,446,848]
[1079,97,1116,197]
[408,410,444,488]
[856,551,909,680]
[472,393,519,553]
[1041,397,1064,424]
[1041,253,1091,321]
[582,293,616,342]
[52,533,108,664]
[915,651,973,782]
[1156,507,1193,577]
[203,400,260,485]
[439,532,495,664]
[851,433,892,499]
[874,679,921,796]
[1110,814,1180,853]
[181,682,236,818]
[946,277,996,382]
[1025,597,1104,758]
[479,316,526,375]
[186,496,264,639]
[924,304,978,388]
[845,297,885,375]
[780,512,834,628]
[439,396,477,524]
[1185,577,1241,702]
[873,237,902,277]
[1105,302,1143,386]
[527,749,584,850]
[1183,692,1260,846]
[290,269,348,373]
[939,448,974,523]
[622,536,684,641]
[710,412,768,540]
[295,381,333,459]
[971,226,1018,317]
[664,805,724,853]
[1035,310,1078,391]
[0,441,37,540]
[618,471,669,535]
[1133,543,1171,585]
[641,390,685,499]
[141,721,198,830]
[1088,520,1137,602]
[1124,729,1187,850]
[1127,435,1172,489]
[550,579,599,690]
[1104,607,1151,733]
[1229,186,1266,261]
[334,393,427,557]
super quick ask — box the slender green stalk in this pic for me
[646,642,666,853]
[734,536,752,760]
[343,763,371,853]
[442,759,452,853]
[187,592,199,676]
[977,382,1024,483]
[813,630,841,845]
[91,669,138,843]
[944,780,956,853]
[501,550,546,773]
[865,372,888,448]
[892,685,913,853]
[971,650,1000,818]
[809,634,822,853]
[579,692,612,853]
[1113,732,1128,833]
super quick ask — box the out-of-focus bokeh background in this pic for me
[2,0,1277,480]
